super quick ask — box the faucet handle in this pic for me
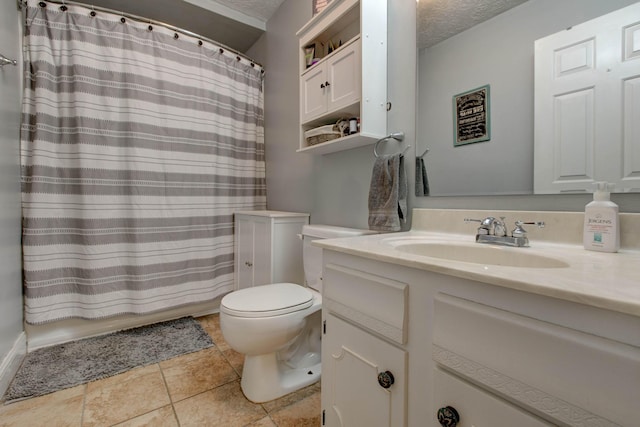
[512,221,545,238]
[464,217,494,235]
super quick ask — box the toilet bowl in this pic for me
[220,224,372,403]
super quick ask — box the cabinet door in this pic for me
[326,39,361,112]
[251,219,272,286]
[235,217,255,289]
[301,64,328,123]
[322,314,406,427]
[235,217,272,289]
[434,368,553,427]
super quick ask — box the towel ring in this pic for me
[0,54,17,67]
[374,132,408,158]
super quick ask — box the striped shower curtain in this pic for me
[20,1,266,324]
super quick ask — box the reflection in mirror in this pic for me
[415,0,639,196]
[534,2,640,194]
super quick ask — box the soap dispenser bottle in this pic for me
[583,182,619,253]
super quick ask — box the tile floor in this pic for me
[0,314,321,427]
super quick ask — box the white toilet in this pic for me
[220,224,372,403]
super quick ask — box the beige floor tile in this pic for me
[0,385,85,427]
[160,347,238,402]
[261,381,320,414]
[83,364,171,427]
[269,392,321,427]
[196,314,230,351]
[245,416,277,427]
[222,347,245,375]
[112,405,178,427]
[173,381,267,427]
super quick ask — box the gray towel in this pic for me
[415,157,430,196]
[368,154,407,232]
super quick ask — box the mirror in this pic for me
[415,0,639,196]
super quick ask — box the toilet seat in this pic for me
[221,283,314,318]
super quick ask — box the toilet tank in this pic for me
[302,225,374,293]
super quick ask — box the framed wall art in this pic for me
[452,84,491,146]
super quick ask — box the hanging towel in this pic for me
[368,154,408,232]
[415,157,430,196]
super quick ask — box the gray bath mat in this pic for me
[4,316,213,403]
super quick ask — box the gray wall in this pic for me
[258,0,639,230]
[248,0,316,216]
[0,0,25,369]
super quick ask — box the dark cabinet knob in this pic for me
[437,406,460,427]
[325,81,331,87]
[377,371,394,389]
[320,83,325,88]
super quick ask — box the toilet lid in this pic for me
[221,283,314,318]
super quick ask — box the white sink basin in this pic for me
[385,240,569,268]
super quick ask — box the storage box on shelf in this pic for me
[304,124,343,146]
[296,0,388,155]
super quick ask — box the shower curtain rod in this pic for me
[16,0,264,70]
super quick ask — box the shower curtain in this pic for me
[20,1,266,324]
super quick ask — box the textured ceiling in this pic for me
[417,0,529,49]
[207,0,286,22]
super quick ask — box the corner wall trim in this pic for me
[0,332,27,397]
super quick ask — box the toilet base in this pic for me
[240,351,321,403]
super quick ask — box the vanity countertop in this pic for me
[314,209,640,317]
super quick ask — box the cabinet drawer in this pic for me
[433,293,640,426]
[324,263,408,345]
[434,368,553,427]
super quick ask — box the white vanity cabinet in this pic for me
[233,211,309,290]
[296,0,387,155]
[319,250,640,427]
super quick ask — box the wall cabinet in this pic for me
[234,211,309,290]
[320,250,640,427]
[296,0,388,155]
[301,38,361,123]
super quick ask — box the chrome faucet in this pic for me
[464,217,545,247]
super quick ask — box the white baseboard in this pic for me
[0,332,27,397]
[26,298,221,351]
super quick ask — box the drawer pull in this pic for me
[437,406,460,427]
[377,371,394,389]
